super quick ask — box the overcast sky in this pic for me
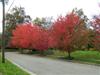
[0,0,100,32]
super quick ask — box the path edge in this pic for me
[6,58,37,75]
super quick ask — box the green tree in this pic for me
[33,17,43,26]
[33,17,53,28]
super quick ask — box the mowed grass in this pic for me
[47,50,100,64]
[0,53,30,75]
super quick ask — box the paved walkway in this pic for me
[6,52,100,75]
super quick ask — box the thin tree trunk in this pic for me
[68,50,71,59]
[67,49,73,60]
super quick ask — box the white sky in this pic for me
[0,0,100,32]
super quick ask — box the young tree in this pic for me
[9,23,33,49]
[9,23,48,52]
[50,12,80,59]
[50,9,90,59]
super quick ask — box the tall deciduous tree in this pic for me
[33,17,53,28]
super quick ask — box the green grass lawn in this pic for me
[0,53,30,75]
[46,50,100,65]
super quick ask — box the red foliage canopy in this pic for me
[49,12,80,51]
[10,23,48,51]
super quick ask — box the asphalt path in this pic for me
[6,52,100,75]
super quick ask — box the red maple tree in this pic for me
[10,23,48,51]
[50,12,80,59]
[10,23,33,48]
[31,26,48,51]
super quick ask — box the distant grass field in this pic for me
[46,50,100,64]
[0,53,30,75]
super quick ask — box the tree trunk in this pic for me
[67,49,73,60]
[68,50,71,59]
[19,48,23,54]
